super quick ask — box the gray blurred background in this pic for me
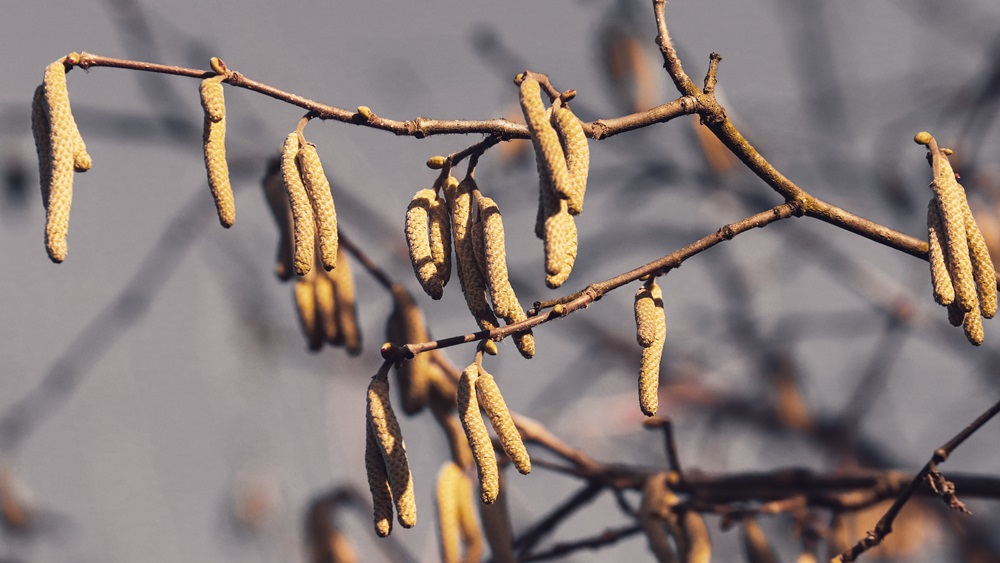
[2,1,1000,561]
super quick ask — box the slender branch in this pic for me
[836,398,1000,562]
[338,231,395,291]
[521,524,643,562]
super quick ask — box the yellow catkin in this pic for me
[475,369,531,475]
[260,157,294,281]
[544,200,578,289]
[931,151,976,312]
[436,462,463,563]
[458,365,499,504]
[519,76,575,204]
[741,519,779,563]
[364,422,394,538]
[963,303,985,346]
[31,85,52,209]
[430,192,453,288]
[294,276,322,351]
[636,280,666,417]
[385,286,432,414]
[445,177,501,336]
[367,378,417,528]
[199,75,226,123]
[42,59,86,262]
[330,246,362,356]
[679,511,711,563]
[280,133,315,277]
[640,474,679,563]
[297,142,338,271]
[963,203,998,319]
[314,273,339,346]
[550,105,589,215]
[406,189,444,299]
[478,196,535,358]
[927,200,955,306]
[454,468,483,563]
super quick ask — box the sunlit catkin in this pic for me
[931,150,976,312]
[297,142,338,271]
[280,133,315,276]
[430,192,452,288]
[364,423,394,537]
[446,177,500,337]
[200,75,235,229]
[964,303,985,346]
[640,475,678,563]
[42,57,89,262]
[475,369,530,475]
[635,279,665,417]
[313,273,339,346]
[741,518,779,563]
[385,286,432,414]
[963,204,998,319]
[927,200,955,306]
[260,157,294,280]
[294,276,322,351]
[406,189,444,299]
[436,463,464,563]
[519,76,575,204]
[680,511,711,563]
[330,246,362,355]
[458,365,499,504]
[550,105,589,215]
[367,377,417,528]
[544,200,578,289]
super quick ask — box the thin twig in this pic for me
[520,524,643,562]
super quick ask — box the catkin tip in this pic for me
[914,131,933,146]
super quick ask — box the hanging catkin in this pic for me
[964,303,985,346]
[458,365,499,504]
[475,369,530,475]
[963,203,998,319]
[406,189,445,299]
[544,200,578,289]
[635,279,666,417]
[41,56,90,263]
[367,377,417,528]
[519,76,575,203]
[297,142,338,271]
[280,133,316,276]
[639,474,679,563]
[679,511,711,563]
[294,275,323,351]
[430,192,453,288]
[927,200,955,306]
[200,74,235,229]
[313,273,339,345]
[436,462,463,563]
[364,422,395,538]
[550,105,589,215]
[445,177,501,338]
[930,148,976,312]
[330,246,362,355]
[385,285,447,414]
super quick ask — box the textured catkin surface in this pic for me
[931,155,976,312]
[963,203,998,319]
[199,77,225,123]
[635,280,665,416]
[446,177,500,333]
[294,276,322,351]
[520,76,575,203]
[280,133,315,277]
[202,113,235,228]
[42,60,80,262]
[385,286,433,414]
[297,143,338,271]
[313,273,338,345]
[367,378,416,528]
[963,303,985,345]
[329,246,362,355]
[927,200,955,306]
[435,462,462,563]
[364,423,394,538]
[544,200,578,288]
[406,189,444,299]
[457,365,498,504]
[429,192,452,288]
[475,370,530,475]
[551,105,589,215]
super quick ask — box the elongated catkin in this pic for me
[635,280,665,417]
[294,276,322,351]
[42,58,86,262]
[680,511,711,563]
[280,133,315,277]
[314,273,339,346]
[479,470,515,563]
[927,200,955,306]
[519,76,575,203]
[458,365,499,504]
[640,474,678,563]
[544,200,578,289]
[406,189,444,299]
[365,422,394,537]
[931,151,976,312]
[445,177,501,336]
[436,462,463,563]
[297,143,338,271]
[330,246,362,355]
[964,303,985,346]
[454,467,483,563]
[741,519,779,563]
[430,192,453,288]
[475,369,530,475]
[385,286,432,414]
[963,203,998,319]
[550,105,589,215]
[200,75,234,228]
[367,377,417,528]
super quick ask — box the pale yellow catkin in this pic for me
[294,276,323,351]
[385,286,432,414]
[330,246,362,356]
[931,151,976,312]
[454,467,484,563]
[640,475,679,563]
[741,519,779,563]
[367,378,417,528]
[550,105,589,215]
[458,365,499,504]
[280,133,315,277]
[479,470,515,563]
[199,75,226,123]
[964,302,985,346]
[436,462,463,563]
[313,273,339,346]
[927,200,955,306]
[636,280,666,417]
[475,369,531,475]
[963,202,998,319]
[430,192,453,288]
[297,143,338,271]
[364,422,395,538]
[544,200,578,289]
[406,189,444,299]
[42,59,85,262]
[519,76,575,204]
[679,511,711,563]
[445,177,501,336]
[199,76,234,228]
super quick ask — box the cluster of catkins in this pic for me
[31,54,92,263]
[916,132,997,345]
